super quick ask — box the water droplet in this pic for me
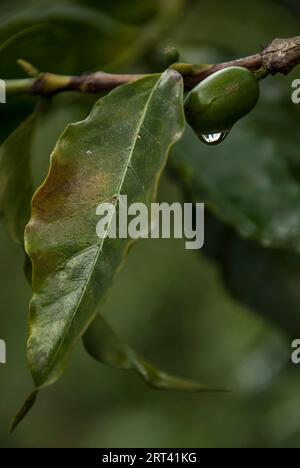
[200,132,229,145]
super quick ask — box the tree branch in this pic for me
[5,36,300,97]
[179,36,300,90]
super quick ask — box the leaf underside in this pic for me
[84,316,223,393]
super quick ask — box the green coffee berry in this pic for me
[184,66,260,137]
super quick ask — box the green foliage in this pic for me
[11,70,186,425]
[1,0,300,446]
[0,113,37,244]
[0,3,136,77]
[84,315,222,392]
[171,123,300,249]
[203,215,300,337]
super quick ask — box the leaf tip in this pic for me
[10,391,38,433]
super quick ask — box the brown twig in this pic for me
[5,36,300,97]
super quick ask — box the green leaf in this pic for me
[0,113,37,244]
[222,237,300,337]
[171,123,300,251]
[76,0,159,26]
[25,70,185,393]
[0,4,137,77]
[83,315,222,392]
[194,211,300,337]
[212,221,300,337]
[10,391,37,434]
[169,0,299,57]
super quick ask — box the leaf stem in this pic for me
[5,78,35,94]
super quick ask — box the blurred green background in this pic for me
[1,0,300,448]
